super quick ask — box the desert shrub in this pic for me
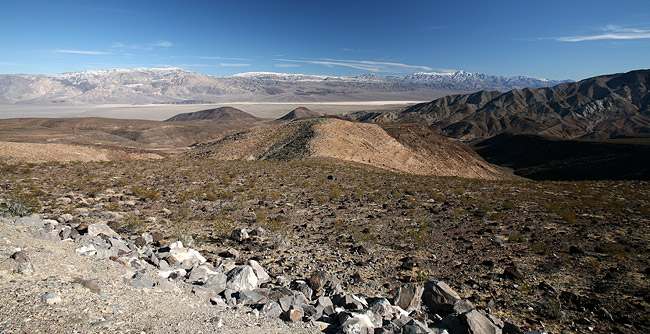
[121,213,146,234]
[530,241,549,255]
[509,233,523,242]
[4,185,43,215]
[131,186,161,201]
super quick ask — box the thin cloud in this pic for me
[219,63,251,67]
[275,64,301,68]
[112,41,173,50]
[200,56,249,61]
[557,24,650,42]
[275,58,432,73]
[54,49,112,55]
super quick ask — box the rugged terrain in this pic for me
[0,156,648,333]
[189,118,508,179]
[351,69,650,140]
[0,68,566,105]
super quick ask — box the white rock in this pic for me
[42,292,62,305]
[76,244,97,256]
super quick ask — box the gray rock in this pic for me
[301,304,321,321]
[131,272,155,288]
[87,223,120,238]
[231,228,249,242]
[423,280,461,314]
[369,297,394,320]
[59,226,73,239]
[10,251,34,275]
[341,313,375,334]
[237,289,266,305]
[453,299,475,315]
[403,319,434,334]
[261,301,283,318]
[279,293,308,312]
[249,259,271,283]
[463,309,502,334]
[226,266,258,291]
[392,283,424,312]
[204,272,227,294]
[291,279,313,300]
[210,296,230,308]
[193,286,218,302]
[187,264,218,284]
[316,295,334,308]
[42,291,62,305]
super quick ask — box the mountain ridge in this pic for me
[348,69,650,140]
[0,67,568,105]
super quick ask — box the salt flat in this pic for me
[0,101,420,121]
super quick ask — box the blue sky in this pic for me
[1,0,649,80]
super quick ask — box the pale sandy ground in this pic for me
[0,102,420,121]
[0,142,163,163]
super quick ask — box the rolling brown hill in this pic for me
[276,107,324,121]
[189,118,509,179]
[350,69,650,140]
[164,106,264,124]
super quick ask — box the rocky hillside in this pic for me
[0,68,566,105]
[189,118,508,179]
[165,106,263,124]
[351,69,650,140]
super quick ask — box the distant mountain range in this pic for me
[348,69,650,140]
[0,67,567,105]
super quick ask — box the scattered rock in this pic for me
[10,251,34,275]
[463,309,501,334]
[392,283,424,312]
[42,291,62,305]
[423,280,461,314]
[73,277,101,294]
[503,266,524,280]
[342,313,375,334]
[226,266,259,291]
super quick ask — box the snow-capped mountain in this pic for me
[0,68,568,104]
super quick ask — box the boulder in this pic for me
[463,309,502,334]
[261,301,283,318]
[226,266,259,291]
[87,223,120,238]
[403,319,433,334]
[341,313,376,334]
[10,251,34,275]
[423,280,461,314]
[249,259,270,283]
[392,283,424,312]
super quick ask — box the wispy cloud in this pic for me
[557,24,650,42]
[53,49,112,55]
[0,61,18,66]
[275,58,432,73]
[275,64,301,68]
[200,56,249,61]
[219,63,250,67]
[111,41,173,50]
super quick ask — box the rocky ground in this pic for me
[1,157,649,333]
